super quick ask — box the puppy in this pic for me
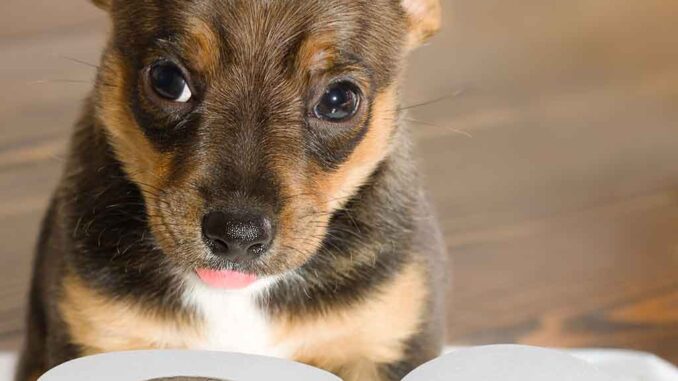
[16,0,445,380]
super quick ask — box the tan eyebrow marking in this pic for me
[184,18,220,73]
[296,32,337,73]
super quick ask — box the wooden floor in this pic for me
[1,0,677,364]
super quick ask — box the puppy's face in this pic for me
[93,0,440,278]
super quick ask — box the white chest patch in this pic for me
[182,276,288,358]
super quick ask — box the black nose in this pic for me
[202,210,273,260]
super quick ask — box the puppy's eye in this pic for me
[149,62,192,103]
[314,81,360,121]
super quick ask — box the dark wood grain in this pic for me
[1,0,677,365]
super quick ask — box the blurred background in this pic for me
[1,0,676,363]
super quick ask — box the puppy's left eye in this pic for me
[314,81,361,121]
[149,62,192,103]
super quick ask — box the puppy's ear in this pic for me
[91,0,111,11]
[400,0,442,48]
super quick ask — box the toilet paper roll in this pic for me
[404,345,616,381]
[38,350,340,381]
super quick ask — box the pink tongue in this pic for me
[196,269,258,289]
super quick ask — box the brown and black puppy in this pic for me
[16,0,445,380]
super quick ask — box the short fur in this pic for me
[16,1,445,380]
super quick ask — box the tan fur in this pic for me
[273,196,330,270]
[296,32,337,74]
[97,51,173,192]
[402,0,442,48]
[314,86,399,211]
[272,262,428,381]
[59,274,202,355]
[183,19,221,74]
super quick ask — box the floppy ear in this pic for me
[401,0,442,48]
[91,0,111,11]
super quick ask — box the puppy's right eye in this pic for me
[148,62,192,103]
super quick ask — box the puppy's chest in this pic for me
[64,270,424,380]
[184,287,287,357]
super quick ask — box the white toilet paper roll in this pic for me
[403,345,616,381]
[38,350,340,381]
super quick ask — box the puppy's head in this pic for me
[92,0,440,281]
